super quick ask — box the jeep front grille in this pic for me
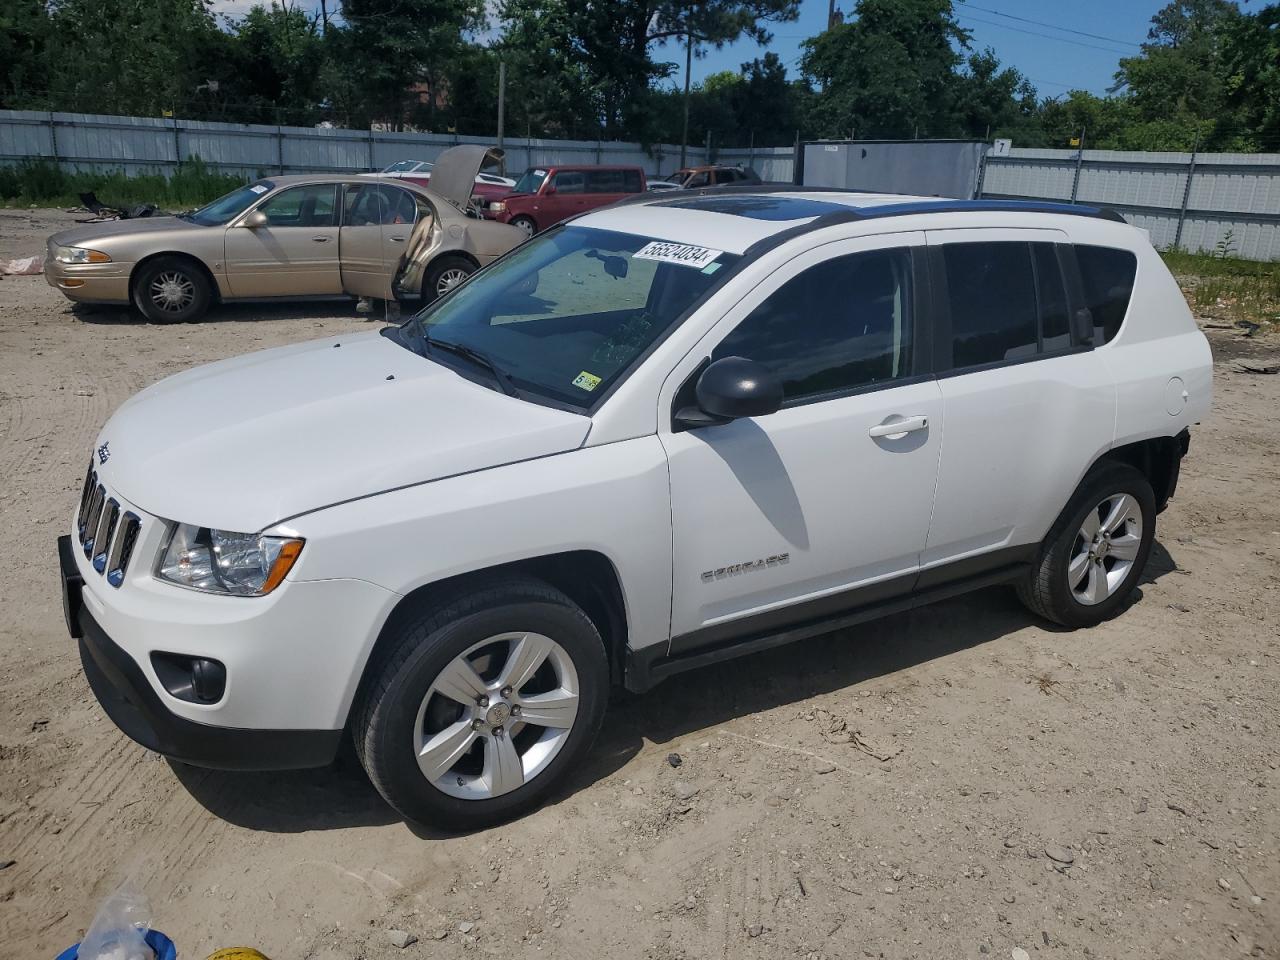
[76,461,142,589]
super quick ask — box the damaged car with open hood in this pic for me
[44,145,524,322]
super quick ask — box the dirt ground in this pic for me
[1,207,1276,960]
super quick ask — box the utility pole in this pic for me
[319,0,328,35]
[496,59,506,172]
[680,22,693,168]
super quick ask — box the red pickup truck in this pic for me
[487,165,647,236]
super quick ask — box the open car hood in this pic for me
[428,145,505,210]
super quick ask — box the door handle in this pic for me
[869,415,929,439]
[389,236,406,242]
[311,236,331,243]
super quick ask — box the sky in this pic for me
[209,0,1164,101]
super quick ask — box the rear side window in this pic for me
[714,247,914,402]
[621,169,642,193]
[943,242,1039,367]
[1076,245,1138,344]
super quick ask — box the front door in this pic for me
[541,170,588,225]
[663,233,944,651]
[223,183,341,297]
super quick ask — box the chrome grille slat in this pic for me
[75,454,142,588]
[76,464,96,535]
[82,485,106,557]
[92,499,120,573]
[107,512,141,588]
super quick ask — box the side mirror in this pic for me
[543,183,556,196]
[242,210,269,228]
[675,356,783,428]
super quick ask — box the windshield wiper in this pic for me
[424,332,521,398]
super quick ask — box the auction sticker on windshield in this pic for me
[633,241,723,270]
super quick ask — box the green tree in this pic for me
[801,0,970,139]
[0,0,50,108]
[955,49,1038,141]
[1219,2,1280,148]
[224,3,327,125]
[339,0,485,130]
[42,0,222,116]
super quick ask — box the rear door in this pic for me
[339,182,417,299]
[920,228,1115,583]
[222,183,341,297]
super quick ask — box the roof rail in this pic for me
[611,184,1127,224]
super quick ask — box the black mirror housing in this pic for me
[691,356,783,422]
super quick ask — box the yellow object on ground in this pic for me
[205,950,272,960]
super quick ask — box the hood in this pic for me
[95,332,590,532]
[429,145,504,210]
[50,216,205,249]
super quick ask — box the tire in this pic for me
[510,215,537,239]
[422,255,476,301]
[131,255,212,323]
[354,576,609,830]
[1016,461,1156,628]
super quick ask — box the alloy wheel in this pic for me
[413,632,579,800]
[149,271,195,313]
[1069,492,1143,605]
[436,268,470,296]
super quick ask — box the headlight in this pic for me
[157,524,303,596]
[53,244,112,264]
[490,201,506,213]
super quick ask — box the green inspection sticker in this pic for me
[571,370,603,392]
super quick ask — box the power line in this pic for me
[957,12,1136,56]
[956,2,1142,48]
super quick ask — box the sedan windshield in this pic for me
[399,226,740,408]
[383,160,429,174]
[184,181,274,225]
[512,168,547,195]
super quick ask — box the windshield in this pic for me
[184,181,274,225]
[512,168,548,195]
[401,226,740,408]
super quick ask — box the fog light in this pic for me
[151,652,227,704]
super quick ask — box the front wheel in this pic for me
[1017,462,1156,628]
[510,215,537,239]
[132,256,212,323]
[354,578,608,829]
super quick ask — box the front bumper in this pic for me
[44,256,132,303]
[61,535,341,769]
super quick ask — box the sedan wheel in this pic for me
[436,267,471,297]
[414,632,579,800]
[149,271,195,314]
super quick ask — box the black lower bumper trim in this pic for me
[73,595,341,771]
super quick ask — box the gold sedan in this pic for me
[45,146,525,323]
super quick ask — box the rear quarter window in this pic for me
[1075,245,1138,344]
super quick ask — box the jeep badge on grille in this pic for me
[97,441,110,465]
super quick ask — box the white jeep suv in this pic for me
[58,189,1212,828]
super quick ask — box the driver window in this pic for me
[713,247,914,403]
[686,172,710,188]
[257,184,337,227]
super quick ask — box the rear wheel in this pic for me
[354,577,608,830]
[510,215,537,239]
[423,255,476,301]
[132,256,211,323]
[1017,462,1156,627]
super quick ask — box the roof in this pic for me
[573,186,1128,256]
